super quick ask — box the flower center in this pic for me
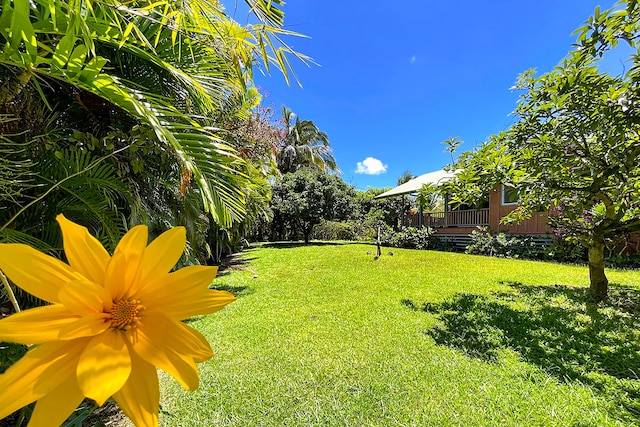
[109,299,144,330]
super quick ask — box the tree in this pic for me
[448,1,640,302]
[276,105,339,174]
[416,184,438,214]
[270,169,355,243]
[353,188,411,232]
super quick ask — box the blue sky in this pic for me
[225,1,624,190]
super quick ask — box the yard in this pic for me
[159,243,640,426]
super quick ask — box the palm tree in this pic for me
[397,170,415,185]
[277,105,339,174]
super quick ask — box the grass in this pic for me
[159,243,640,426]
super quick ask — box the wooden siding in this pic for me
[400,184,639,253]
[488,186,552,235]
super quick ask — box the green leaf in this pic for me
[67,44,88,75]
[11,0,38,61]
[52,32,76,70]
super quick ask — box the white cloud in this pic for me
[410,55,417,64]
[356,157,388,175]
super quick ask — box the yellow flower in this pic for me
[0,215,235,427]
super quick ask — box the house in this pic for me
[375,169,553,248]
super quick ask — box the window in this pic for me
[501,185,519,206]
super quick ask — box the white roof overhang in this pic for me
[374,169,458,199]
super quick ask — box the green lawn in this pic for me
[159,243,640,426]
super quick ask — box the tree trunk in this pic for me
[588,234,608,302]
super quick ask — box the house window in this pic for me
[501,185,519,206]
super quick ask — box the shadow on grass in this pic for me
[214,252,257,278]
[255,241,357,249]
[403,282,640,422]
[211,283,253,297]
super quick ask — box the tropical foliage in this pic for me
[0,0,309,270]
[353,187,412,232]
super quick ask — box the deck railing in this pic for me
[403,208,489,228]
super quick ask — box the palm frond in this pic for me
[244,0,285,27]
[0,227,51,251]
[35,148,131,251]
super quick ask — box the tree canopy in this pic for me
[447,1,640,301]
[270,168,355,243]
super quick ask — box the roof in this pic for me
[374,169,458,199]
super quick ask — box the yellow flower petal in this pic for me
[139,226,186,285]
[140,313,213,363]
[58,312,110,340]
[163,289,236,321]
[177,324,214,363]
[0,340,87,420]
[142,266,234,320]
[77,329,132,405]
[131,315,200,390]
[57,214,111,286]
[104,225,148,301]
[58,278,110,314]
[0,244,79,303]
[141,264,217,296]
[28,375,84,427]
[113,352,159,427]
[0,305,77,345]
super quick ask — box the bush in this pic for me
[545,240,587,264]
[543,237,640,268]
[310,220,395,242]
[380,226,442,250]
[466,229,543,259]
[605,253,640,269]
[310,220,359,241]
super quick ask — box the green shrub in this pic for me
[545,240,587,264]
[466,229,543,259]
[310,220,359,241]
[380,226,442,250]
[605,253,640,269]
[467,230,640,268]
